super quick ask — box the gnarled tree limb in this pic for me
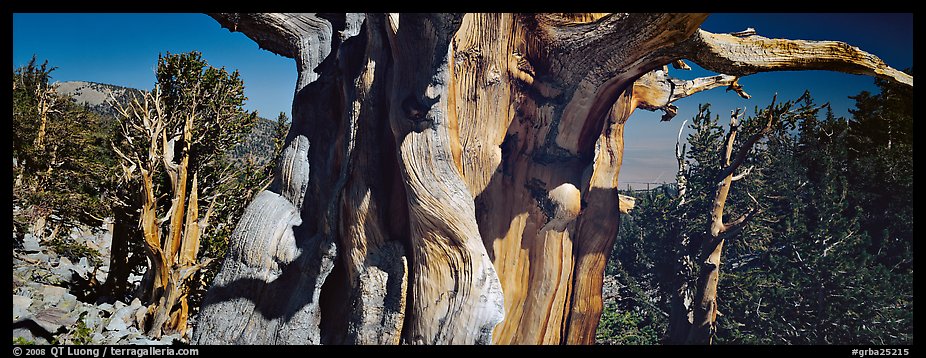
[634,69,750,121]
[193,13,912,346]
[677,28,913,87]
[208,13,336,90]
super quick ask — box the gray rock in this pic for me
[129,298,143,309]
[160,333,182,344]
[105,304,131,324]
[57,292,79,312]
[85,240,102,252]
[114,300,127,310]
[33,308,77,333]
[53,258,76,280]
[80,308,103,331]
[22,234,41,252]
[106,303,138,332]
[134,306,147,327]
[112,330,141,344]
[75,257,90,276]
[13,295,33,321]
[14,286,33,299]
[13,328,49,345]
[105,317,128,332]
[95,268,109,282]
[13,328,35,343]
[25,253,49,263]
[98,302,115,313]
[41,285,67,305]
[105,333,128,345]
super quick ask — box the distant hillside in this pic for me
[229,116,282,166]
[55,81,147,118]
[57,80,282,165]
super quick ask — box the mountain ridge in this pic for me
[56,80,282,166]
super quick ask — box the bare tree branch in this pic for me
[634,69,750,121]
[208,13,322,59]
[720,208,757,238]
[730,165,753,182]
[209,13,338,90]
[675,119,689,205]
[715,96,777,183]
[678,28,913,87]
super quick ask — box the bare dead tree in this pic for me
[684,105,769,344]
[113,88,214,337]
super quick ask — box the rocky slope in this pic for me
[12,224,180,345]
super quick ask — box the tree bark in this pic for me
[100,205,138,301]
[113,90,212,338]
[685,107,771,345]
[193,13,912,345]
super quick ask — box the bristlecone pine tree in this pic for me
[192,13,913,345]
[113,52,257,337]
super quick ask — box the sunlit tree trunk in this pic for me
[193,13,912,345]
[113,91,214,338]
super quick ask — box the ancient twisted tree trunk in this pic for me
[192,13,912,345]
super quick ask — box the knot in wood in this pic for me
[402,95,437,132]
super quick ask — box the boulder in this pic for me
[33,308,77,333]
[98,302,115,314]
[22,234,41,252]
[106,301,140,332]
[40,285,67,305]
[25,253,49,264]
[13,295,33,321]
[104,318,128,333]
[80,308,103,331]
[133,305,147,327]
[52,257,76,280]
[56,292,80,312]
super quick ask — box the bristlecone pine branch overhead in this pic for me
[192,13,912,345]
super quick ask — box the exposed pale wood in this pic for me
[194,135,336,344]
[687,106,775,345]
[192,13,913,345]
[114,88,213,337]
[180,174,200,266]
[384,13,504,345]
[327,14,408,345]
[678,29,913,87]
[618,194,636,214]
[538,13,708,157]
[633,68,750,122]
[208,13,335,90]
[197,13,411,345]
[564,88,632,344]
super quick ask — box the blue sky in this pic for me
[12,13,294,118]
[12,13,912,186]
